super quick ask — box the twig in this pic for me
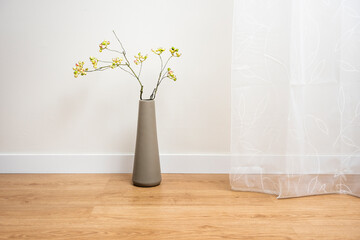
[105,48,124,55]
[151,55,173,99]
[112,30,126,54]
[138,62,143,78]
[119,66,136,78]
[98,60,112,63]
[112,30,144,99]
[86,66,111,72]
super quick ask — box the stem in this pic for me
[138,62,143,78]
[160,55,163,71]
[112,30,144,99]
[151,55,173,99]
[105,48,123,54]
[122,51,132,67]
[112,30,126,54]
[162,56,172,72]
[98,60,113,63]
[126,63,142,86]
[125,63,144,99]
[140,85,143,100]
[119,66,136,77]
[159,75,168,85]
[85,65,111,72]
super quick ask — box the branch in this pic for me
[105,48,123,55]
[119,65,136,78]
[138,62,143,78]
[112,30,126,54]
[85,65,111,72]
[162,56,173,73]
[151,55,173,99]
[112,31,144,93]
[160,54,163,70]
[98,60,112,64]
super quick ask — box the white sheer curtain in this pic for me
[230,0,360,198]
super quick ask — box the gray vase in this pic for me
[132,99,161,187]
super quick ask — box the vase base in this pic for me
[132,180,161,188]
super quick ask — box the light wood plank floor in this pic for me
[0,174,359,240]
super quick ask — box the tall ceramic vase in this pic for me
[132,99,161,187]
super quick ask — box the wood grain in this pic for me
[0,174,359,239]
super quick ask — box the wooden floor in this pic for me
[0,174,359,240]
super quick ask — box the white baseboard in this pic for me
[0,154,230,173]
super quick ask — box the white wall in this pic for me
[0,0,232,157]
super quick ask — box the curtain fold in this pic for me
[230,0,360,198]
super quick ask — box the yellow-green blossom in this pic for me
[134,52,148,65]
[167,67,177,81]
[111,57,123,69]
[99,40,110,52]
[151,48,165,55]
[89,56,98,69]
[73,61,88,78]
[169,47,181,57]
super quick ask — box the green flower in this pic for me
[169,47,181,57]
[89,56,98,69]
[151,48,165,55]
[73,61,88,78]
[167,67,177,81]
[111,57,123,68]
[134,52,148,65]
[99,40,110,52]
